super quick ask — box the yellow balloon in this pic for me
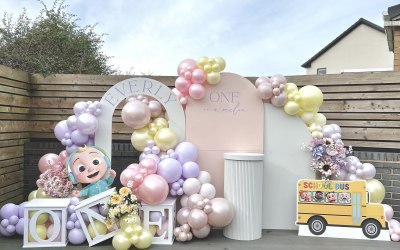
[88,220,108,238]
[154,128,178,151]
[131,127,153,151]
[197,56,209,67]
[298,85,323,112]
[153,117,168,129]
[36,188,48,198]
[366,179,385,203]
[214,57,226,71]
[313,113,327,126]
[284,101,300,115]
[299,111,316,125]
[148,225,157,236]
[28,224,47,242]
[134,230,153,249]
[120,213,141,230]
[130,235,140,244]
[207,72,221,84]
[28,211,49,225]
[28,190,37,201]
[285,82,298,94]
[112,231,131,250]
[124,224,136,236]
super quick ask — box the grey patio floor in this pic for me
[0,230,398,250]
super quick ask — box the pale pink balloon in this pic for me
[127,163,140,170]
[175,77,191,94]
[187,194,204,210]
[188,209,208,229]
[177,59,197,75]
[270,93,287,107]
[137,174,169,205]
[199,183,216,199]
[208,198,234,228]
[47,224,61,241]
[188,84,205,100]
[38,153,60,173]
[255,77,270,88]
[391,233,400,241]
[191,69,206,84]
[120,168,138,187]
[183,178,201,196]
[180,195,189,207]
[257,83,273,100]
[156,221,169,237]
[271,74,287,85]
[121,100,151,129]
[172,88,183,99]
[177,207,190,225]
[383,204,394,220]
[58,150,69,166]
[148,100,163,118]
[139,158,158,175]
[192,224,210,239]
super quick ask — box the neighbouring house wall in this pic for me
[306,24,394,74]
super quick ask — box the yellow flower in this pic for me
[111,194,122,205]
[119,187,130,196]
[105,219,113,229]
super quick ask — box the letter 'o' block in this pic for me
[24,198,70,248]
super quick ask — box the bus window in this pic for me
[299,191,312,202]
[326,192,338,203]
[313,191,324,203]
[338,192,351,204]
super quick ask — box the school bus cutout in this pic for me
[297,180,388,239]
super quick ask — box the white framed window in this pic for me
[317,68,326,75]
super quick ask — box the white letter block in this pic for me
[74,188,117,246]
[23,198,70,248]
[141,197,176,245]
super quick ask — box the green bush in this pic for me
[0,0,115,75]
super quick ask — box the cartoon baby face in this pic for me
[300,191,309,200]
[326,192,336,202]
[69,147,108,184]
[314,191,323,201]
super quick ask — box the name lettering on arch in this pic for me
[96,78,185,158]
[185,72,264,197]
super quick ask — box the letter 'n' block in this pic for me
[23,198,70,248]
[141,197,176,245]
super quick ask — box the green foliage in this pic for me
[0,0,115,75]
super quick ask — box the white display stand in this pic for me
[23,198,70,248]
[74,188,117,246]
[263,104,314,229]
[223,153,264,240]
[141,197,176,245]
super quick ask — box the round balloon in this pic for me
[137,174,169,205]
[298,85,323,112]
[112,231,131,250]
[38,153,59,173]
[154,128,178,151]
[131,127,153,151]
[366,179,385,203]
[77,113,98,135]
[207,198,234,228]
[122,100,151,129]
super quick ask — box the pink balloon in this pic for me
[177,59,197,75]
[187,194,204,210]
[58,150,69,166]
[391,233,400,241]
[270,93,287,107]
[257,83,273,100]
[38,153,60,173]
[191,69,206,84]
[139,158,158,175]
[156,221,169,237]
[148,100,163,118]
[189,84,205,100]
[383,204,394,220]
[137,174,169,205]
[191,224,210,239]
[207,198,234,228]
[175,77,191,93]
[255,77,271,88]
[127,163,140,170]
[121,100,151,129]
[47,224,61,241]
[120,168,139,188]
[188,209,208,229]
[177,207,190,225]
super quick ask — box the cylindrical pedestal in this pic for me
[223,152,264,240]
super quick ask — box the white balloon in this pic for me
[197,171,211,184]
[199,183,216,199]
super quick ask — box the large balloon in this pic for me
[77,113,98,135]
[175,142,198,164]
[88,220,107,238]
[68,228,86,245]
[298,85,323,112]
[188,209,208,229]
[207,198,234,228]
[0,203,18,219]
[38,153,59,173]
[157,158,182,183]
[137,174,169,205]
[122,100,151,129]
[154,128,178,151]
[134,230,153,249]
[112,231,131,250]
[192,224,211,239]
[366,179,385,203]
[131,127,153,151]
[54,120,71,141]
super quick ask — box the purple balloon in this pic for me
[150,211,162,222]
[69,213,78,222]
[87,138,95,146]
[68,228,86,245]
[77,113,98,135]
[362,163,376,180]
[74,220,82,229]
[70,197,80,206]
[182,161,200,179]
[99,205,108,217]
[18,202,27,218]
[8,215,18,225]
[66,221,75,230]
[67,115,79,130]
[0,203,18,219]
[157,158,182,183]
[54,120,71,141]
[1,219,9,228]
[6,225,15,234]
[70,130,89,145]
[66,144,79,154]
[82,206,100,222]
[175,142,198,164]
[15,218,24,235]
[73,102,88,116]
[0,225,14,236]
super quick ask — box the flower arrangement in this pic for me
[105,187,140,229]
[36,167,74,198]
[303,137,352,180]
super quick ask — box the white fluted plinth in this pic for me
[223,152,264,240]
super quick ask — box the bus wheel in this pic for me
[308,216,327,235]
[362,219,381,239]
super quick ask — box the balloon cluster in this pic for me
[54,101,102,153]
[66,197,87,245]
[0,203,25,236]
[283,83,325,138]
[255,74,287,107]
[112,214,153,250]
[384,205,400,241]
[173,57,226,107]
[322,124,342,141]
[337,156,376,182]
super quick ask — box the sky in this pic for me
[0,0,398,76]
